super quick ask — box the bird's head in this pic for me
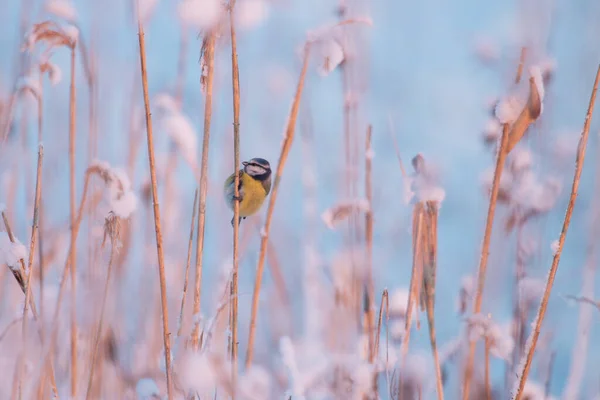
[243,158,271,181]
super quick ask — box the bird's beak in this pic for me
[242,161,249,166]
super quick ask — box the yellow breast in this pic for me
[237,173,268,217]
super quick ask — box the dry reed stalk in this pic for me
[177,189,199,339]
[512,65,600,400]
[2,212,58,397]
[423,201,443,400]
[36,71,45,338]
[372,289,389,396]
[67,43,79,398]
[0,0,32,145]
[42,169,95,397]
[373,289,389,363]
[191,32,216,351]
[562,116,600,400]
[229,0,241,387]
[86,30,99,291]
[365,125,375,363]
[402,204,425,355]
[85,215,120,400]
[505,76,543,154]
[509,226,526,383]
[136,5,174,398]
[462,123,510,400]
[514,47,527,85]
[245,43,311,368]
[17,144,43,399]
[484,337,491,400]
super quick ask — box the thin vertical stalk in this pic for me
[37,72,44,333]
[85,237,116,400]
[0,0,32,145]
[373,289,388,363]
[513,65,600,400]
[191,32,216,350]
[177,189,198,338]
[229,0,241,389]
[18,145,43,399]
[136,4,174,398]
[245,44,311,368]
[68,44,79,399]
[2,212,58,398]
[221,8,242,400]
[462,123,510,400]
[484,337,491,400]
[365,125,375,362]
[562,105,600,400]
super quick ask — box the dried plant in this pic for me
[191,30,217,352]
[513,65,600,399]
[136,4,174,398]
[245,42,311,368]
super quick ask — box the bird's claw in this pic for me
[232,195,243,202]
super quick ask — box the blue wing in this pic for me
[224,170,244,210]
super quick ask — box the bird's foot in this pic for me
[232,195,243,202]
[231,216,244,227]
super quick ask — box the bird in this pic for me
[223,157,272,226]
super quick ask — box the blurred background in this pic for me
[1,0,600,399]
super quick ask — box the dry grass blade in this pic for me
[245,43,311,368]
[514,47,527,85]
[18,144,43,398]
[403,203,425,354]
[512,65,600,400]
[68,43,78,400]
[229,0,241,389]
[462,122,510,400]
[136,3,174,398]
[192,32,216,351]
[177,189,199,338]
[365,125,375,363]
[2,210,59,397]
[423,201,444,400]
[85,214,120,400]
[373,289,389,363]
[505,76,542,154]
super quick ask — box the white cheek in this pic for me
[247,165,266,175]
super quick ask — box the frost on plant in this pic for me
[0,232,28,272]
[495,95,524,125]
[408,153,446,205]
[136,0,159,24]
[154,93,199,173]
[177,0,222,31]
[239,365,272,400]
[236,0,270,31]
[44,0,78,22]
[317,38,345,77]
[177,351,218,397]
[465,314,514,361]
[321,198,370,229]
[88,160,138,218]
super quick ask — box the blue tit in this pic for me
[223,157,272,226]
